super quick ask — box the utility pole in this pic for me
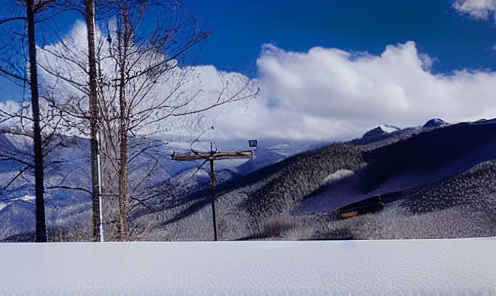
[172,148,253,241]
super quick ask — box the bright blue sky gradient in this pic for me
[1,0,495,141]
[1,0,495,100]
[183,0,496,77]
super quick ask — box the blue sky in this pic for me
[1,0,496,141]
[183,0,496,77]
[180,0,496,140]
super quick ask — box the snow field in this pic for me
[1,238,495,295]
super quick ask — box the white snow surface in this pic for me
[0,195,34,212]
[1,238,495,295]
[378,124,400,134]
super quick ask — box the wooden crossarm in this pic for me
[171,150,253,161]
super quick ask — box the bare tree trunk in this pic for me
[85,0,102,242]
[118,66,130,241]
[118,119,129,240]
[117,3,130,240]
[26,0,47,243]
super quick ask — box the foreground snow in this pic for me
[1,238,495,295]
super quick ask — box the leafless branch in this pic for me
[46,185,92,195]
[1,165,31,191]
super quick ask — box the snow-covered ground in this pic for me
[1,238,495,295]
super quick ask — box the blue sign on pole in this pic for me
[249,140,258,148]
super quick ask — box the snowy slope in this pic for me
[0,132,92,240]
[1,238,495,295]
[297,119,496,215]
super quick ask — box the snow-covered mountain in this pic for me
[1,118,495,242]
[0,126,318,241]
[130,117,496,241]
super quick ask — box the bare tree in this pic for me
[36,0,258,241]
[0,0,97,242]
[84,0,102,242]
[26,0,49,242]
[0,0,59,242]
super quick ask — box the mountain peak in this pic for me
[357,124,401,144]
[423,118,446,128]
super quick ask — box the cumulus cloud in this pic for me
[35,21,258,140]
[5,20,495,143]
[0,100,23,129]
[453,0,496,20]
[213,42,496,141]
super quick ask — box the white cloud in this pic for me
[5,20,496,143]
[213,42,496,141]
[35,21,259,140]
[0,100,23,129]
[453,0,496,20]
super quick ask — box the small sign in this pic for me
[248,140,258,148]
